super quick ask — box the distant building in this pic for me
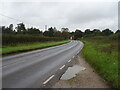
[70,35,74,40]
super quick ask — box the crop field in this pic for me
[2,34,65,46]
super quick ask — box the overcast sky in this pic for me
[0,0,118,32]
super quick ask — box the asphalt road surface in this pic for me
[2,40,84,88]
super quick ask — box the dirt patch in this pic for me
[53,55,111,88]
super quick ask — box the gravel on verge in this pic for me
[53,55,111,88]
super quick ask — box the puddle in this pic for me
[60,65,86,80]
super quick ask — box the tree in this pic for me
[115,30,120,34]
[92,29,101,36]
[74,29,83,39]
[84,29,92,37]
[70,32,74,35]
[102,29,113,36]
[85,29,91,35]
[9,24,13,32]
[61,28,69,32]
[2,24,15,34]
[43,27,55,37]
[16,23,26,34]
[48,27,55,37]
[1,26,6,33]
[54,31,62,37]
[27,27,42,35]
[61,28,70,39]
[43,31,49,36]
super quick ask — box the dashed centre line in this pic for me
[43,75,55,85]
[60,65,65,70]
[68,59,71,62]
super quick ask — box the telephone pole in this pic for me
[45,25,47,31]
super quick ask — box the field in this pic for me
[2,34,65,46]
[1,34,69,55]
[2,40,69,55]
[81,35,119,88]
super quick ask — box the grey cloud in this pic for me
[1,1,118,32]
[67,2,117,24]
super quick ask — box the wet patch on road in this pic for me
[53,55,111,88]
[60,65,85,80]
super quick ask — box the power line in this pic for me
[0,13,23,22]
[0,13,42,29]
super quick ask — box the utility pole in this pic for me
[45,25,47,31]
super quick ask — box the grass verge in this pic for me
[81,40,118,88]
[2,40,70,55]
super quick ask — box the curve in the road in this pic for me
[2,40,84,88]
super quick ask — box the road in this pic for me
[2,40,84,88]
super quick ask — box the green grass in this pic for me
[2,40,70,55]
[81,38,119,88]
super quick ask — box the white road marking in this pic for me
[68,59,71,62]
[43,75,55,85]
[60,65,65,70]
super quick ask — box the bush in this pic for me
[109,33,120,40]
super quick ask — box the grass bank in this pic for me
[2,40,70,55]
[81,36,119,88]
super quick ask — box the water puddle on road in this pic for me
[60,65,86,80]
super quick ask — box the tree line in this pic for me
[1,23,71,39]
[72,29,120,39]
[1,23,120,40]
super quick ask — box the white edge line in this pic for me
[68,59,71,62]
[60,65,65,70]
[43,75,55,85]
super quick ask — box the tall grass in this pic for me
[81,35,119,88]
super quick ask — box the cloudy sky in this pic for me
[0,0,118,32]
